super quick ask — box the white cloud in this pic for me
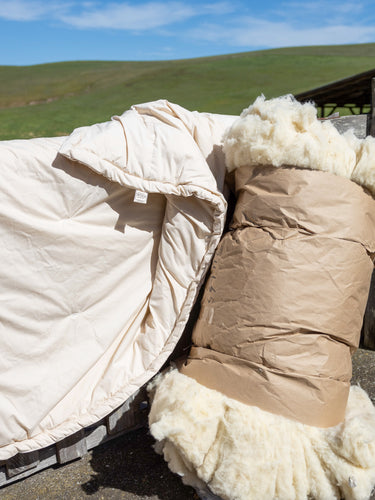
[0,0,373,49]
[189,17,375,49]
[0,0,67,21]
[60,2,197,30]
[273,1,370,26]
[201,2,236,15]
[0,1,232,30]
[284,0,363,14]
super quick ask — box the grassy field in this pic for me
[1,43,375,140]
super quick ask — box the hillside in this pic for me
[1,43,375,140]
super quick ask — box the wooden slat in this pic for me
[106,387,148,435]
[330,114,368,138]
[5,450,39,478]
[0,446,56,485]
[56,429,87,464]
[0,389,149,486]
[84,421,108,449]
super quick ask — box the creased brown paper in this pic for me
[181,165,375,427]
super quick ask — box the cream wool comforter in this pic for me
[0,100,236,460]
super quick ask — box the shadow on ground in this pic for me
[81,427,197,500]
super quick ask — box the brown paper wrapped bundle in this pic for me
[149,96,375,500]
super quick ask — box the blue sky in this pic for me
[1,0,375,65]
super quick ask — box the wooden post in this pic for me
[370,77,375,137]
[362,77,375,349]
[363,272,375,350]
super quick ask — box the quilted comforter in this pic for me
[0,100,235,460]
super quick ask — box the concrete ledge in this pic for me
[352,347,375,403]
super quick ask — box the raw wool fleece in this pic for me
[223,94,375,196]
[149,369,375,500]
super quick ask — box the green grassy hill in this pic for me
[1,43,375,140]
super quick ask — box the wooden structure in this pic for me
[295,68,375,117]
[364,272,375,350]
[0,387,148,486]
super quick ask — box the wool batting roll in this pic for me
[182,164,375,427]
[149,95,375,500]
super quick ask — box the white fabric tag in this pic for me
[133,190,148,204]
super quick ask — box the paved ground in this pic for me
[0,348,374,500]
[0,427,197,500]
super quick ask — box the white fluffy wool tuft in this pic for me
[223,95,375,196]
[351,135,375,196]
[149,369,375,500]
